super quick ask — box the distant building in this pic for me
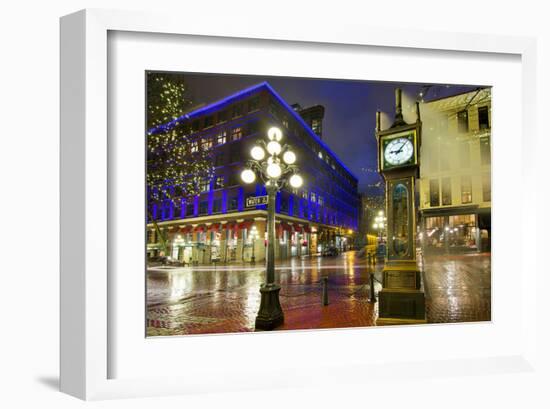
[418,88,491,252]
[358,193,385,241]
[147,82,359,264]
[294,104,325,139]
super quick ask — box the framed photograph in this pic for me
[60,9,538,400]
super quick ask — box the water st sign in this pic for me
[246,195,268,207]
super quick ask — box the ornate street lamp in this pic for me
[373,210,387,244]
[241,126,303,330]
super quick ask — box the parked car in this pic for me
[322,246,339,257]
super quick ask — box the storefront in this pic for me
[421,209,489,253]
[147,216,350,265]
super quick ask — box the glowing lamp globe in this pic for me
[266,163,282,178]
[267,127,283,141]
[289,174,303,188]
[241,169,256,184]
[266,141,282,155]
[282,150,296,164]
[250,146,265,161]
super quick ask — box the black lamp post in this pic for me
[241,126,303,330]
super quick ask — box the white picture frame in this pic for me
[60,8,539,401]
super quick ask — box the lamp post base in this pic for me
[255,284,284,330]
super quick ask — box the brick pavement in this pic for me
[422,252,491,323]
[146,250,491,336]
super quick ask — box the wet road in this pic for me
[147,250,491,336]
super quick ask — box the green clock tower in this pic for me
[375,88,427,325]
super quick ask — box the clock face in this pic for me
[384,137,414,166]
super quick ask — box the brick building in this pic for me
[146,82,359,264]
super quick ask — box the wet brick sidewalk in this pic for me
[422,252,491,323]
[147,250,491,336]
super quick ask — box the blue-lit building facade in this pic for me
[147,82,359,264]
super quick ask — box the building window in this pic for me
[248,121,259,135]
[190,140,198,153]
[186,203,195,216]
[231,127,243,141]
[459,142,470,168]
[482,173,491,202]
[173,203,182,219]
[478,106,490,130]
[212,199,222,213]
[457,110,469,133]
[461,176,472,204]
[480,136,491,165]
[227,173,239,186]
[269,100,279,119]
[214,176,224,189]
[232,104,243,118]
[441,177,452,205]
[199,178,210,192]
[280,197,288,213]
[214,153,224,167]
[302,190,308,199]
[201,137,212,150]
[218,110,228,123]
[229,148,241,163]
[216,130,227,145]
[204,115,214,128]
[191,120,200,132]
[311,119,322,136]
[429,179,440,207]
[318,196,324,206]
[311,192,317,202]
[199,201,208,215]
[248,96,260,112]
[228,196,238,211]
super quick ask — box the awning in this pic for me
[194,225,205,233]
[180,225,193,234]
[238,220,253,230]
[208,223,220,231]
[281,223,292,232]
[303,225,311,233]
[294,225,303,233]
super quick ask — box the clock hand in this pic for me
[390,141,408,155]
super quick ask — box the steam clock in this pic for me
[375,88,427,325]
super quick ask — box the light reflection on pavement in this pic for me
[147,251,381,336]
[146,250,491,336]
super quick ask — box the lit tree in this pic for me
[146,73,215,256]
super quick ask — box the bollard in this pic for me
[322,277,329,306]
[369,271,377,303]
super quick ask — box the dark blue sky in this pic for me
[178,72,478,194]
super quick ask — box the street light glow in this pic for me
[266,162,282,178]
[241,169,256,184]
[267,140,282,155]
[289,174,303,188]
[267,127,283,141]
[250,145,265,161]
[283,150,296,164]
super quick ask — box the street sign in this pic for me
[246,195,268,207]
